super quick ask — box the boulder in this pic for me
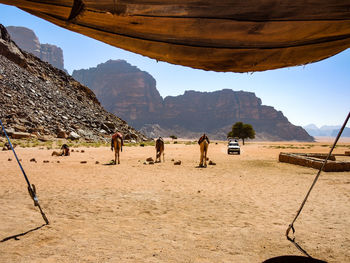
[11,132,31,139]
[37,135,51,141]
[68,131,80,140]
[57,130,67,138]
[3,128,15,136]
[104,121,115,130]
[13,124,27,132]
[208,160,216,165]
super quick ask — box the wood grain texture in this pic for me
[1,0,350,72]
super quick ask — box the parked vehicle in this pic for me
[227,140,240,154]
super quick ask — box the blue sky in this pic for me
[0,4,349,128]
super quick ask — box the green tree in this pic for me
[227,122,255,145]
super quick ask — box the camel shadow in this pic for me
[1,224,47,242]
[103,160,116,165]
[262,255,327,263]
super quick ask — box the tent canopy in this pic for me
[2,0,350,72]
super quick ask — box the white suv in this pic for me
[227,140,240,155]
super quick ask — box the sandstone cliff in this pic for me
[160,90,313,141]
[73,61,313,141]
[6,26,65,71]
[73,60,164,124]
[0,25,146,141]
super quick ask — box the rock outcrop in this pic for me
[161,90,313,141]
[0,25,146,142]
[6,26,65,71]
[73,60,313,141]
[73,60,164,124]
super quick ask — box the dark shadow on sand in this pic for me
[103,160,116,165]
[262,255,327,263]
[1,224,47,242]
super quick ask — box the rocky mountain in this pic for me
[73,60,313,141]
[6,26,65,71]
[0,24,146,142]
[140,90,312,141]
[73,60,163,125]
[304,124,350,137]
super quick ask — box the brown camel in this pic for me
[111,132,123,165]
[198,134,210,167]
[155,137,165,163]
[52,144,70,156]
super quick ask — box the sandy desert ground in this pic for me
[0,140,349,263]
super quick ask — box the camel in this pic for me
[111,132,123,165]
[155,137,165,162]
[198,134,210,167]
[52,144,70,156]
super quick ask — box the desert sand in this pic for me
[1,140,349,263]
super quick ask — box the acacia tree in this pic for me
[227,122,255,145]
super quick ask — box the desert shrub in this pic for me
[184,141,196,145]
[124,142,137,147]
[170,135,177,139]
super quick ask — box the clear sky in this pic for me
[0,4,349,128]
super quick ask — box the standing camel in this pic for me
[111,132,123,164]
[155,137,165,162]
[198,133,210,167]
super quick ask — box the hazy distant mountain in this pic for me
[331,127,350,137]
[303,124,350,137]
[303,124,319,130]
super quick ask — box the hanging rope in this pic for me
[0,119,49,225]
[286,111,350,257]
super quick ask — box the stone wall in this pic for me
[279,152,350,172]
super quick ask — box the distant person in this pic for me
[198,133,210,167]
